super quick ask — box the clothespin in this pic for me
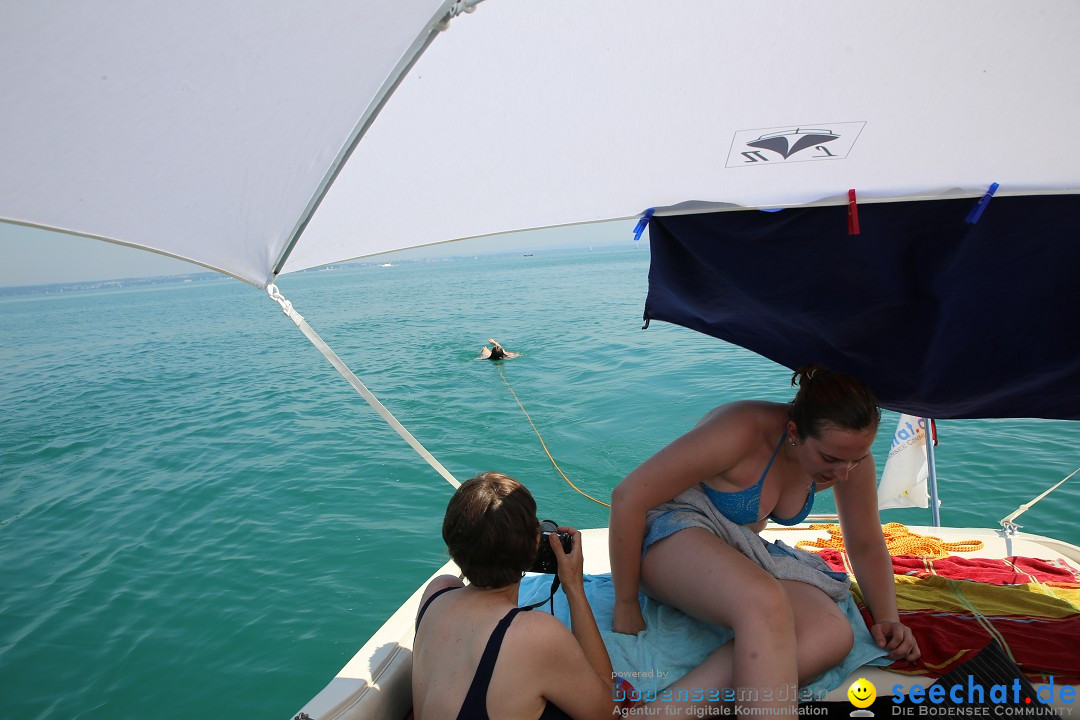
[847,189,860,235]
[965,182,999,224]
[632,208,655,242]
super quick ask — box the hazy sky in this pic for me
[0,219,638,288]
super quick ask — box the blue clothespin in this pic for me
[633,208,655,242]
[965,182,999,224]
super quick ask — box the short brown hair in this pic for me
[789,364,880,439]
[442,472,538,588]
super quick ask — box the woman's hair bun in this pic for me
[789,364,880,439]
[791,364,822,388]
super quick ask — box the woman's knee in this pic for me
[798,601,854,667]
[733,576,794,635]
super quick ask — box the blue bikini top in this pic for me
[700,431,816,526]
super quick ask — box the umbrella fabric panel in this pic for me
[279,0,1080,273]
[643,195,1080,420]
[0,0,448,287]
[3,2,1080,286]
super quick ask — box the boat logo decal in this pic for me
[726,121,866,167]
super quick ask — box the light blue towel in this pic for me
[518,571,891,700]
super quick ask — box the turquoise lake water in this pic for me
[2,247,1077,719]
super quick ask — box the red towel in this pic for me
[817,550,1080,683]
[819,550,1080,586]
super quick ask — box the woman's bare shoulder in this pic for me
[419,575,465,607]
[509,606,568,634]
[696,400,787,430]
[501,607,578,661]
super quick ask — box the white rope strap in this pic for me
[266,284,460,489]
[999,466,1077,534]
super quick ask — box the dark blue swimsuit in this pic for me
[700,431,816,525]
[415,588,572,720]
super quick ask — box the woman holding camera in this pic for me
[412,472,616,720]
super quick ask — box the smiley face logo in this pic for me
[847,677,876,708]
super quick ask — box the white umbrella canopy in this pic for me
[3,1,1079,288]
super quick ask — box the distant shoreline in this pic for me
[0,271,227,298]
[0,242,641,297]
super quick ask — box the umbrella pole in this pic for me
[926,418,941,527]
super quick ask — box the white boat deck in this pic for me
[295,525,1080,720]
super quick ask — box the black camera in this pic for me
[530,519,573,574]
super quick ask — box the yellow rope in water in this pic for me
[796,522,985,559]
[497,364,611,508]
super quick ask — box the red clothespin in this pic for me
[847,189,861,235]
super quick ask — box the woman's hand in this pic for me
[612,598,646,635]
[871,620,921,662]
[551,526,585,595]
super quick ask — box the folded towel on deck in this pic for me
[519,567,890,698]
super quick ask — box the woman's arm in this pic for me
[530,616,616,719]
[609,410,757,634]
[833,458,921,661]
[608,483,650,634]
[528,527,615,718]
[553,528,613,680]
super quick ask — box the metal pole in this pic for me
[925,418,941,526]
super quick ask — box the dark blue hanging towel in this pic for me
[643,195,1080,420]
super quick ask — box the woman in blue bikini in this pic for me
[609,365,920,715]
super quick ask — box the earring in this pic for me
[789,439,796,446]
